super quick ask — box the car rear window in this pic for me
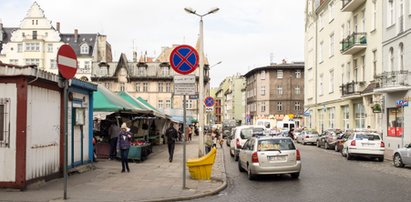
[258,139,295,151]
[355,134,380,140]
[241,127,265,138]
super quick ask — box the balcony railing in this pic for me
[377,71,411,89]
[340,81,362,96]
[340,32,367,55]
[341,0,367,12]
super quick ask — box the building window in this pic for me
[329,34,334,57]
[296,70,301,78]
[50,59,56,69]
[277,86,283,95]
[139,67,146,76]
[120,83,125,92]
[319,74,324,96]
[295,102,301,111]
[0,98,11,148]
[47,44,53,53]
[355,103,365,128]
[25,43,40,52]
[166,100,171,109]
[261,86,266,96]
[387,108,404,137]
[361,56,365,81]
[328,1,334,22]
[166,83,171,92]
[389,47,394,71]
[32,31,37,40]
[319,41,324,62]
[261,70,266,80]
[346,62,351,83]
[185,100,193,109]
[341,24,345,41]
[308,67,313,80]
[277,102,283,111]
[158,83,164,92]
[343,106,350,130]
[354,59,358,82]
[158,100,164,109]
[136,83,141,92]
[80,44,89,54]
[277,70,283,78]
[261,102,266,112]
[341,64,345,84]
[373,50,377,78]
[372,1,377,30]
[9,59,18,65]
[143,83,148,92]
[295,86,301,95]
[25,58,40,66]
[329,107,335,129]
[399,43,404,71]
[319,11,324,30]
[319,109,324,132]
[162,67,170,76]
[329,69,334,93]
[361,10,366,32]
[388,0,395,26]
[84,61,91,70]
[104,82,111,89]
[17,44,22,52]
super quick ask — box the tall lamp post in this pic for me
[184,7,219,156]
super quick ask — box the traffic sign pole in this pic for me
[183,95,187,189]
[63,79,68,200]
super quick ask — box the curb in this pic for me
[145,147,228,202]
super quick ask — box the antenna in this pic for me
[270,53,274,65]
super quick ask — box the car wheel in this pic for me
[290,172,300,179]
[394,153,404,167]
[324,142,329,150]
[378,156,384,162]
[230,149,234,157]
[346,151,353,160]
[247,166,255,180]
[316,141,320,147]
[341,148,346,157]
[235,154,239,161]
[238,161,246,172]
[334,144,338,152]
[302,141,306,145]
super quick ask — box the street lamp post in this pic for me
[184,7,219,156]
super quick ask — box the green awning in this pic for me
[93,85,147,113]
[136,97,159,112]
[117,91,146,109]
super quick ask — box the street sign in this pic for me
[204,96,215,107]
[189,94,199,100]
[206,107,214,113]
[57,44,78,79]
[174,75,196,83]
[174,75,196,95]
[396,99,409,107]
[169,45,199,75]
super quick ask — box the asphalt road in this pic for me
[193,142,411,202]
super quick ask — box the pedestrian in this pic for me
[108,122,120,160]
[185,125,192,143]
[165,123,178,162]
[117,123,132,173]
[204,133,213,154]
[288,129,294,140]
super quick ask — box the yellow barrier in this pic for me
[186,147,217,180]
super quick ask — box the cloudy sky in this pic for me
[0,0,304,87]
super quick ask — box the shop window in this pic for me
[387,108,404,137]
[0,98,10,148]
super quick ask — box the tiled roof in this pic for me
[60,33,97,57]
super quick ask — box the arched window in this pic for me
[80,76,88,81]
[389,47,394,72]
[399,43,404,71]
[80,44,89,54]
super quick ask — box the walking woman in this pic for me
[117,123,132,173]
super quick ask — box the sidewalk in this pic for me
[0,136,227,202]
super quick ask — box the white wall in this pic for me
[0,84,17,182]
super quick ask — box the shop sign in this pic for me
[396,100,409,107]
[388,127,403,137]
[372,104,382,113]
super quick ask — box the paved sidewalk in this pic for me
[0,136,227,202]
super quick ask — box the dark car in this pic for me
[316,129,343,150]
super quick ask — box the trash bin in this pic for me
[186,147,217,180]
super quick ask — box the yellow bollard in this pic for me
[186,147,217,180]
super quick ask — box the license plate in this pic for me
[268,156,286,161]
[362,143,375,146]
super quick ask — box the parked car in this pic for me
[341,131,385,161]
[230,125,266,161]
[297,130,319,145]
[316,129,343,149]
[292,128,303,140]
[393,143,411,167]
[226,127,236,146]
[335,133,351,152]
[238,136,301,180]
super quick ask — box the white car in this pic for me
[297,130,319,145]
[341,132,385,161]
[230,125,266,161]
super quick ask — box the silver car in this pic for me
[393,143,411,167]
[238,136,302,180]
[297,130,319,145]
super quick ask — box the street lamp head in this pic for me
[184,7,196,14]
[207,7,220,14]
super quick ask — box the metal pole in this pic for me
[198,17,205,157]
[63,79,68,199]
[183,95,187,189]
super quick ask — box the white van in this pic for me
[277,121,296,131]
[229,125,266,161]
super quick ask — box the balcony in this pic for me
[340,81,363,97]
[341,0,366,12]
[340,32,367,55]
[375,71,411,93]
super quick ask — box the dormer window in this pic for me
[80,44,89,54]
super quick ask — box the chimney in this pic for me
[74,29,78,42]
[282,59,287,64]
[56,22,60,32]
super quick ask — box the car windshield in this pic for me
[257,139,295,151]
[309,131,319,135]
[241,128,265,138]
[355,134,380,140]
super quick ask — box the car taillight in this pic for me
[351,140,356,146]
[296,149,301,161]
[252,152,259,163]
[381,141,385,148]
[236,138,240,149]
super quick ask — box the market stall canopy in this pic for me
[93,85,149,113]
[170,115,196,124]
[117,92,168,119]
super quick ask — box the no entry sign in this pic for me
[57,44,78,79]
[169,45,199,75]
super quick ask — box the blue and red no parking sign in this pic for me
[169,45,199,75]
[204,96,215,107]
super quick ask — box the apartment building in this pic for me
[304,0,383,132]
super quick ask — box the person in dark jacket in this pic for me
[117,123,132,173]
[165,123,178,162]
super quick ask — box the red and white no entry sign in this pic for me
[57,44,78,79]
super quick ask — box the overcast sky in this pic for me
[0,0,304,87]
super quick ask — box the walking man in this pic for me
[117,123,132,173]
[108,122,120,160]
[165,123,178,162]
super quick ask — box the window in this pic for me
[308,67,313,80]
[329,69,334,93]
[50,59,56,69]
[80,44,89,54]
[158,83,164,92]
[399,43,404,71]
[166,100,171,109]
[399,0,404,32]
[185,100,193,109]
[158,100,164,109]
[25,58,40,66]
[84,61,91,70]
[354,59,358,82]
[329,34,334,57]
[162,67,170,76]
[341,64,345,84]
[319,109,324,132]
[389,47,394,71]
[47,44,53,53]
[319,11,324,30]
[343,106,350,130]
[104,82,111,89]
[261,70,266,80]
[328,1,334,22]
[277,86,283,95]
[346,62,351,82]
[361,10,366,32]
[319,41,324,62]
[347,20,351,36]
[32,31,37,40]
[388,0,395,26]
[387,108,404,137]
[17,44,22,52]
[261,86,266,96]
[296,70,301,78]
[354,15,358,33]
[9,59,18,65]
[166,83,171,92]
[295,86,301,95]
[319,74,324,96]
[277,70,283,78]
[329,107,335,129]
[355,103,365,128]
[261,102,266,112]
[295,102,301,111]
[341,24,345,41]
[372,1,377,30]
[139,67,146,76]
[143,83,148,92]
[120,83,125,92]
[0,98,10,147]
[25,43,40,52]
[277,102,283,111]
[373,50,377,77]
[136,83,141,92]
[361,56,365,81]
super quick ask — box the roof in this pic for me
[0,62,60,83]
[243,62,305,78]
[60,33,97,57]
[361,82,379,94]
